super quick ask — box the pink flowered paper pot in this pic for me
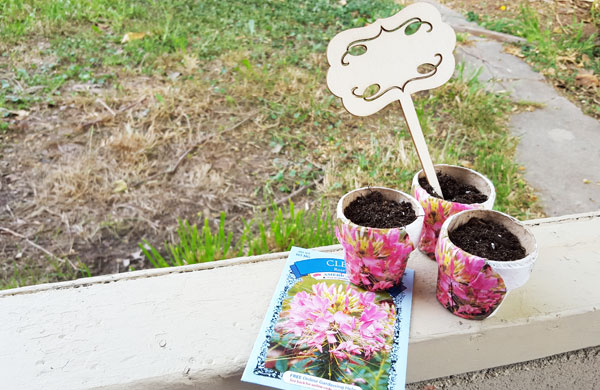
[435,209,538,320]
[336,187,424,291]
[411,165,496,260]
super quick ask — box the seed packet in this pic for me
[242,247,414,390]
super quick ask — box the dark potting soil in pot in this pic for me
[344,190,417,229]
[449,217,526,261]
[419,172,488,204]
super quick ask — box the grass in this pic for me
[0,0,543,285]
[465,4,600,118]
[141,63,544,267]
[141,201,337,267]
[0,0,400,110]
[0,257,91,290]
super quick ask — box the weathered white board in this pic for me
[1,212,600,390]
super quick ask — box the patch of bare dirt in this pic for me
[0,66,309,277]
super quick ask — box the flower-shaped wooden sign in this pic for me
[327,2,456,196]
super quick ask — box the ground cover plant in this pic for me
[141,201,336,267]
[0,0,543,289]
[440,0,600,118]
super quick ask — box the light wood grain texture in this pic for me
[326,2,456,196]
[398,94,442,196]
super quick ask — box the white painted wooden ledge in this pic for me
[1,211,599,390]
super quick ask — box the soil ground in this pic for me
[0,0,547,287]
[344,191,416,228]
[1,82,291,276]
[449,217,526,260]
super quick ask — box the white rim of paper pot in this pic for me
[337,186,425,248]
[411,164,496,209]
[441,209,538,291]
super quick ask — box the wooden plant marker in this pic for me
[327,2,456,197]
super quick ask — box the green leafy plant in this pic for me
[140,212,242,267]
[140,201,337,268]
[0,258,91,290]
[264,200,337,252]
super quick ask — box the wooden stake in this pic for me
[398,94,443,197]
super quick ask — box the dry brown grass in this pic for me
[1,62,289,275]
[0,46,343,278]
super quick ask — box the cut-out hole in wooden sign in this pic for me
[348,44,367,56]
[405,21,423,35]
[417,62,436,74]
[352,84,381,100]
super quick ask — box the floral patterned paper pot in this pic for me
[336,187,424,292]
[436,209,538,320]
[412,164,496,259]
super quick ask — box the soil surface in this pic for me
[344,191,416,229]
[419,173,488,204]
[449,217,526,261]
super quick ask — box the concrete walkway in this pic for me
[425,0,600,216]
[414,2,600,389]
[407,345,600,390]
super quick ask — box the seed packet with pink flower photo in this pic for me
[242,247,414,390]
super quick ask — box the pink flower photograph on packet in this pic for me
[267,279,396,388]
[242,247,414,390]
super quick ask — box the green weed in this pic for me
[257,200,337,253]
[0,258,91,290]
[1,0,401,110]
[1,1,401,60]
[140,212,240,267]
[140,200,337,267]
